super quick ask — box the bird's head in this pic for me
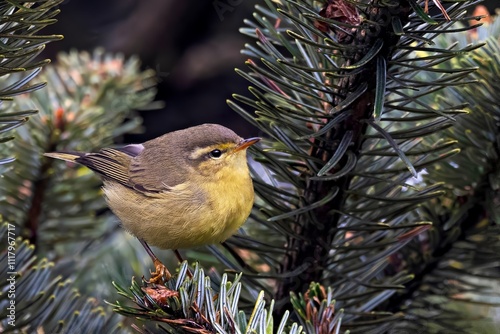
[175,124,260,179]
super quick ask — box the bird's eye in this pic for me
[209,149,223,159]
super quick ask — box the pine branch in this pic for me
[0,222,126,333]
[291,282,344,334]
[0,0,62,165]
[111,262,307,334]
[220,0,487,331]
[24,144,55,246]
[384,19,500,332]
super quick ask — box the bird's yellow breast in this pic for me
[103,156,254,250]
[199,161,255,240]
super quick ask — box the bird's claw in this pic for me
[147,259,171,285]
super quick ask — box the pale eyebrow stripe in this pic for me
[189,144,233,160]
[189,146,221,160]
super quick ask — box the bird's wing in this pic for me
[47,143,182,195]
[74,147,135,188]
[127,138,188,194]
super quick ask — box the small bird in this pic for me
[45,124,260,283]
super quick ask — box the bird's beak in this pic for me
[234,137,261,153]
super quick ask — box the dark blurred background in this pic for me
[42,0,498,143]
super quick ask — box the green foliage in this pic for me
[0,0,62,164]
[389,17,500,332]
[291,282,345,334]
[216,0,499,332]
[0,223,125,333]
[112,263,303,334]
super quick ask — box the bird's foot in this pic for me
[147,259,171,285]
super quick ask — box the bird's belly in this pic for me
[103,180,253,249]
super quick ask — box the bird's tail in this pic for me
[43,151,87,163]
